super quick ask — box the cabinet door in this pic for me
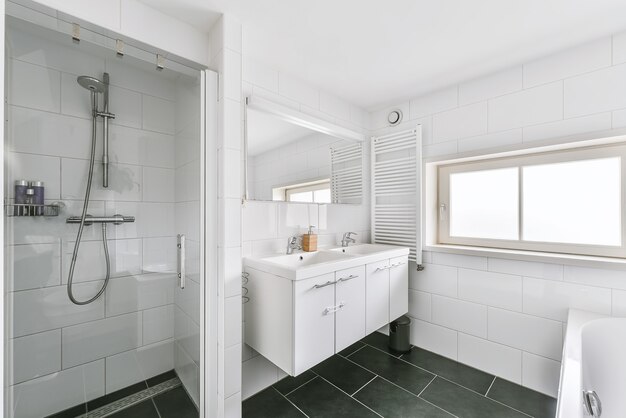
[293,273,336,374]
[389,255,409,321]
[365,259,390,334]
[335,265,366,353]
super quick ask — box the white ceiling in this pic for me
[247,109,316,156]
[140,0,626,110]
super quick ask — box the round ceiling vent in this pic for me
[388,109,403,126]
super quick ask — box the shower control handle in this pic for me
[66,215,135,225]
[178,234,186,289]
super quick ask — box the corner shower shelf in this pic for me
[5,203,60,217]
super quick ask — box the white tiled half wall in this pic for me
[5,25,201,417]
[372,29,626,398]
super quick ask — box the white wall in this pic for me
[4,23,195,417]
[372,30,626,398]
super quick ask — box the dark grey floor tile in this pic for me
[109,400,159,418]
[487,378,557,418]
[45,403,87,418]
[287,377,379,418]
[338,341,366,357]
[273,370,317,395]
[349,345,435,395]
[402,347,495,394]
[146,369,177,387]
[153,387,198,418]
[421,377,528,418]
[312,354,375,395]
[354,376,454,418]
[87,381,148,411]
[361,331,404,356]
[243,387,306,418]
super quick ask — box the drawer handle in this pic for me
[338,274,358,282]
[323,302,345,315]
[390,262,406,269]
[313,280,336,289]
[375,266,390,272]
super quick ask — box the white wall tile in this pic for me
[143,237,176,273]
[408,290,431,321]
[138,203,175,237]
[223,247,243,297]
[62,312,142,368]
[223,49,242,101]
[487,258,563,281]
[105,58,175,101]
[105,340,174,393]
[175,342,200,405]
[225,296,242,348]
[243,57,279,93]
[522,112,612,143]
[60,72,91,119]
[278,73,319,109]
[11,360,104,418]
[242,355,280,400]
[11,282,105,337]
[143,305,174,345]
[370,102,410,130]
[614,31,626,65]
[489,81,563,131]
[458,333,522,384]
[10,59,60,112]
[431,252,487,270]
[277,203,318,237]
[10,330,61,385]
[564,265,626,290]
[62,159,142,201]
[564,64,626,118]
[458,269,522,311]
[409,263,458,298]
[522,352,560,397]
[523,277,611,321]
[219,198,242,248]
[433,102,488,143]
[242,201,278,241]
[142,95,175,134]
[109,125,175,169]
[62,239,142,284]
[8,106,91,160]
[423,140,458,158]
[457,129,523,153]
[410,318,458,360]
[106,273,176,316]
[409,86,458,119]
[431,295,487,338]
[109,85,143,129]
[225,392,242,418]
[612,289,626,317]
[459,67,522,105]
[10,243,61,291]
[8,152,60,199]
[488,308,562,360]
[143,167,175,202]
[225,343,242,397]
[524,37,612,88]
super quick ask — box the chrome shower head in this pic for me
[77,76,106,93]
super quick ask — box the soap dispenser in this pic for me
[302,225,318,252]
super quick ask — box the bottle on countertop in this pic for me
[302,225,318,252]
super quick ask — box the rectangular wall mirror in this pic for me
[244,96,366,204]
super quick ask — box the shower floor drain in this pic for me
[78,377,181,418]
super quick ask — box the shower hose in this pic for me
[67,93,111,305]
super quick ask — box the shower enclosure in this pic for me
[3,6,214,418]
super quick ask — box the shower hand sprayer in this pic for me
[66,73,135,305]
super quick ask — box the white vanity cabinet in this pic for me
[244,244,409,376]
[365,255,409,334]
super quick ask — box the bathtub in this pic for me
[557,309,626,418]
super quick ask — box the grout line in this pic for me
[272,387,309,418]
[485,376,497,397]
[283,375,319,397]
[151,397,163,418]
[312,374,383,418]
[350,375,377,397]
[417,375,437,397]
[343,343,367,358]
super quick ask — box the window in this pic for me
[278,180,332,203]
[438,144,626,258]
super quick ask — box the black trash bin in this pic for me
[388,315,411,353]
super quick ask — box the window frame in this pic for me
[283,179,331,203]
[438,144,626,258]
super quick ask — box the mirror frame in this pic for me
[243,95,367,201]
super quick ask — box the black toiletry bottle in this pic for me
[29,181,44,215]
[14,180,28,216]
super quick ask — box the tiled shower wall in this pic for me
[372,29,626,398]
[5,26,187,417]
[248,132,354,201]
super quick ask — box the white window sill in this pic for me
[424,244,626,271]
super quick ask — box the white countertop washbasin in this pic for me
[244,243,410,280]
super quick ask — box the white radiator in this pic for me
[371,127,422,264]
[331,143,363,203]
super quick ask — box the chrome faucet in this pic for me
[341,232,357,247]
[286,236,302,254]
